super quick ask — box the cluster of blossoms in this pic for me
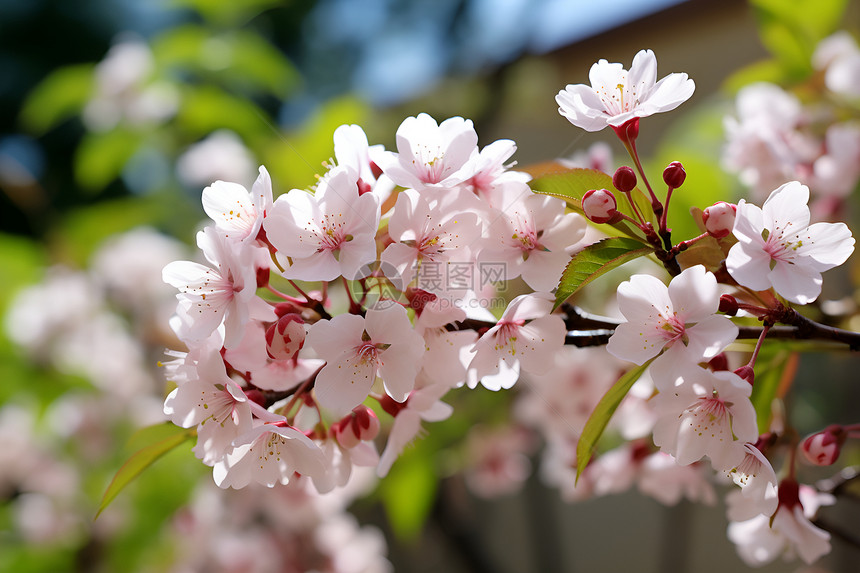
[723,32,860,218]
[160,46,860,569]
[161,114,584,492]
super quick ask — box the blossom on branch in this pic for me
[555,49,695,133]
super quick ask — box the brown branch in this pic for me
[447,303,860,350]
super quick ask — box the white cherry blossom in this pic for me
[651,364,757,471]
[727,181,855,304]
[607,265,738,367]
[371,113,478,191]
[726,443,778,520]
[201,166,273,244]
[556,49,695,132]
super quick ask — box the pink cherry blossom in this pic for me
[480,194,586,292]
[726,443,778,520]
[162,226,259,348]
[651,364,757,471]
[467,293,566,391]
[728,483,835,566]
[556,49,695,132]
[306,304,425,415]
[380,189,481,293]
[607,265,738,367]
[213,422,328,489]
[727,181,855,304]
[263,166,380,282]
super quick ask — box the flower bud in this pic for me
[582,189,619,224]
[801,425,846,466]
[612,166,637,193]
[333,405,381,449]
[256,266,270,288]
[265,313,306,360]
[719,294,739,316]
[734,365,754,385]
[662,161,686,189]
[702,201,737,238]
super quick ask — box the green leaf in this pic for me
[96,426,194,519]
[527,165,653,239]
[750,348,796,434]
[576,360,652,481]
[74,129,142,193]
[554,237,652,309]
[19,64,93,134]
[177,85,272,142]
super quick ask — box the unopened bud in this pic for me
[719,294,739,316]
[265,313,306,360]
[333,405,381,449]
[734,365,754,385]
[582,189,620,224]
[801,425,846,466]
[612,166,637,193]
[663,161,686,189]
[703,201,737,238]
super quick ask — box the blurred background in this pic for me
[2,0,860,571]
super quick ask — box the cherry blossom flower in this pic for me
[727,181,855,304]
[467,293,566,391]
[332,124,395,203]
[607,265,738,367]
[213,422,328,490]
[201,166,273,244]
[305,305,425,415]
[263,166,380,282]
[726,443,778,520]
[555,49,695,133]
[651,364,757,471]
[371,113,478,191]
[479,194,586,292]
[637,452,717,506]
[380,189,481,293]
[728,483,835,566]
[162,226,259,348]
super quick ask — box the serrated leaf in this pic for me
[554,237,652,309]
[576,360,652,481]
[19,64,93,134]
[96,427,195,519]
[526,165,653,239]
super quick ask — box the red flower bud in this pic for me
[663,161,686,189]
[801,425,846,466]
[719,294,739,316]
[734,365,754,385]
[702,201,737,239]
[612,166,637,193]
[265,313,306,360]
[333,405,381,449]
[582,188,619,224]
